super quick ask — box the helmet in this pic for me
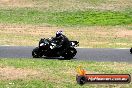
[56,30,63,37]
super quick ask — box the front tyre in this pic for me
[32,47,43,58]
[63,47,77,59]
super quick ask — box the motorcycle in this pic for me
[130,48,132,54]
[32,37,79,59]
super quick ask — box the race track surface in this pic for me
[0,46,131,62]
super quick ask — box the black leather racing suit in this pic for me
[52,34,70,50]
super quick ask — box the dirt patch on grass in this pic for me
[0,0,33,7]
[0,24,132,47]
[0,24,60,46]
[0,66,42,80]
[0,0,131,11]
[115,30,132,38]
[99,0,132,10]
[0,66,66,83]
[0,24,59,37]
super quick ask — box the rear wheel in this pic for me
[32,47,43,58]
[63,47,77,59]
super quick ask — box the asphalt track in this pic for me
[0,46,131,62]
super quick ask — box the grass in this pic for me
[47,10,132,26]
[0,0,132,11]
[0,58,132,88]
[0,33,37,46]
[81,0,106,5]
[0,3,131,48]
[0,25,132,48]
[0,8,131,26]
[0,1,131,88]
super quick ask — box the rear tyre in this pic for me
[63,47,77,59]
[32,47,43,58]
[130,48,132,54]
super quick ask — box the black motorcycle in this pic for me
[32,37,79,59]
[130,48,132,54]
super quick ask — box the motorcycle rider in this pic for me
[51,30,70,50]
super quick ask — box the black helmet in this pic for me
[56,30,63,37]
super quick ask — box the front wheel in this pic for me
[32,47,43,58]
[63,47,77,59]
[130,48,132,54]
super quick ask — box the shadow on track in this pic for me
[42,56,77,60]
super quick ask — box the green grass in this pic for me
[0,80,55,88]
[0,1,131,87]
[0,58,132,88]
[81,0,106,4]
[0,8,131,26]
